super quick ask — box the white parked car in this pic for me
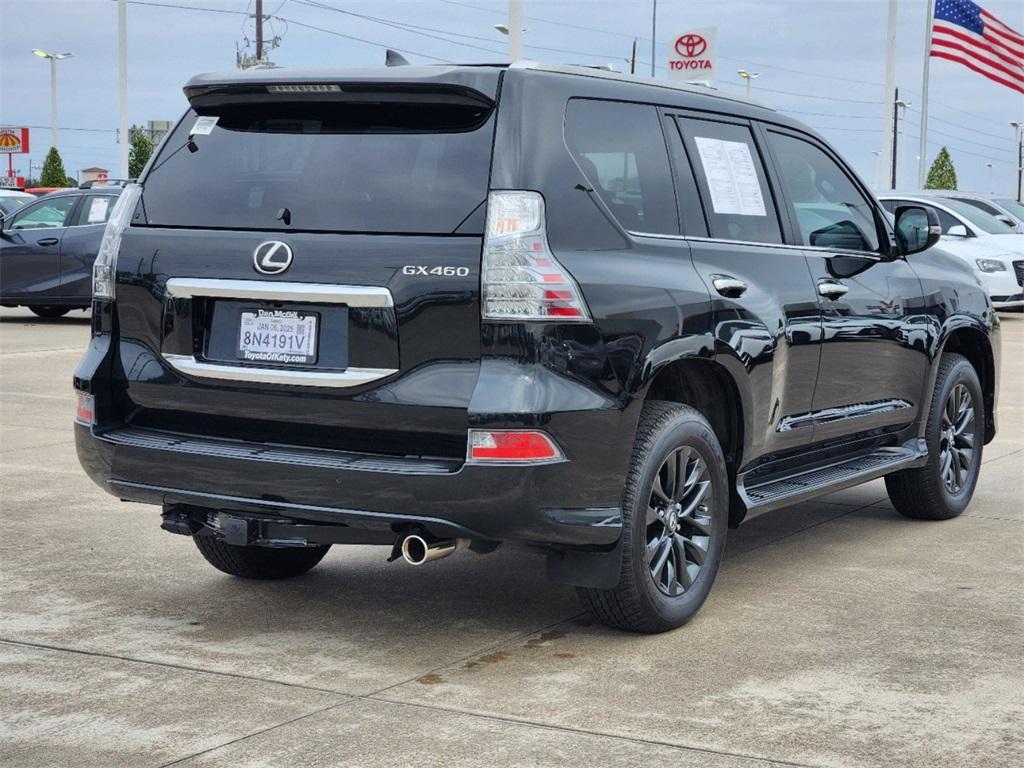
[930,191,1024,233]
[0,189,35,217]
[879,194,1023,309]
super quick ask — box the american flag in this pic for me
[931,0,1024,94]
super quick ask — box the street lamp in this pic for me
[737,69,760,98]
[32,49,73,151]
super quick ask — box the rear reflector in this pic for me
[468,430,564,464]
[75,391,95,425]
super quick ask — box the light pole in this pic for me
[494,1,524,60]
[1012,121,1022,203]
[737,70,760,99]
[894,97,912,189]
[32,49,73,151]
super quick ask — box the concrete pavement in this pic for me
[1,306,1021,768]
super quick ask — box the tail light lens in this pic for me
[93,183,142,300]
[468,429,564,464]
[482,191,590,321]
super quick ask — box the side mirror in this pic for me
[946,224,969,238]
[894,205,941,256]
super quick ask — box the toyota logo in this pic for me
[252,241,293,275]
[675,34,707,58]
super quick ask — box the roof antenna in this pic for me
[385,49,410,67]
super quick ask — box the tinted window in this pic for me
[142,103,495,234]
[767,132,879,252]
[933,207,963,234]
[937,198,1014,234]
[565,100,678,234]
[0,195,31,216]
[676,118,781,244]
[73,194,116,226]
[879,199,898,214]
[951,197,1002,217]
[8,196,76,230]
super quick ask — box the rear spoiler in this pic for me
[184,82,495,112]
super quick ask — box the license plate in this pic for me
[237,309,318,365]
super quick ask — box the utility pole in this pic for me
[118,0,129,179]
[880,0,898,191]
[507,0,523,61]
[891,88,912,190]
[630,38,637,75]
[650,0,657,77]
[255,0,264,62]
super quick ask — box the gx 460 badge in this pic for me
[402,266,470,277]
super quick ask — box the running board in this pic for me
[738,441,927,515]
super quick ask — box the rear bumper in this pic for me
[75,418,627,548]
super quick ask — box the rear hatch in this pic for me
[113,70,501,460]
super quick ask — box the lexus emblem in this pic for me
[253,241,293,275]
[675,33,707,58]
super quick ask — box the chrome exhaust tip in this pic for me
[400,534,465,565]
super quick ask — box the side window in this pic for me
[932,207,963,234]
[564,99,678,234]
[73,195,115,226]
[676,117,782,244]
[767,131,880,252]
[9,196,77,230]
[879,199,898,214]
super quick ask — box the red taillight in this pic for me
[468,430,564,464]
[75,391,95,425]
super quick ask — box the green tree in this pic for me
[924,146,958,190]
[128,126,154,179]
[39,147,71,187]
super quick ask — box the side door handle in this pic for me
[712,276,748,298]
[818,280,849,300]
[37,238,60,246]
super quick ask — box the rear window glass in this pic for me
[564,99,678,234]
[141,102,495,234]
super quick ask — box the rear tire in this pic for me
[577,402,728,633]
[885,353,983,520]
[28,306,70,318]
[193,535,330,579]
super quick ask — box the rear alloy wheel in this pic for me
[886,353,983,520]
[578,402,728,633]
[28,306,70,319]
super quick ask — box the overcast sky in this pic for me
[1,0,1021,193]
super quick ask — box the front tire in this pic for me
[193,535,330,579]
[886,353,983,520]
[577,402,728,633]
[28,306,70,318]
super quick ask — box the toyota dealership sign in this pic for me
[667,27,717,88]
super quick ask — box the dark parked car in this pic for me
[0,185,121,317]
[74,63,999,632]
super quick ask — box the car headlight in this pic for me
[974,258,1007,273]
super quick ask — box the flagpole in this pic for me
[917,0,935,188]
[881,0,898,190]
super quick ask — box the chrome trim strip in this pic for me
[627,231,884,259]
[163,354,397,389]
[164,278,393,308]
[777,399,913,432]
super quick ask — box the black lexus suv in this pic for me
[74,63,1000,633]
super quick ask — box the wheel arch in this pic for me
[931,322,997,444]
[638,351,750,526]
